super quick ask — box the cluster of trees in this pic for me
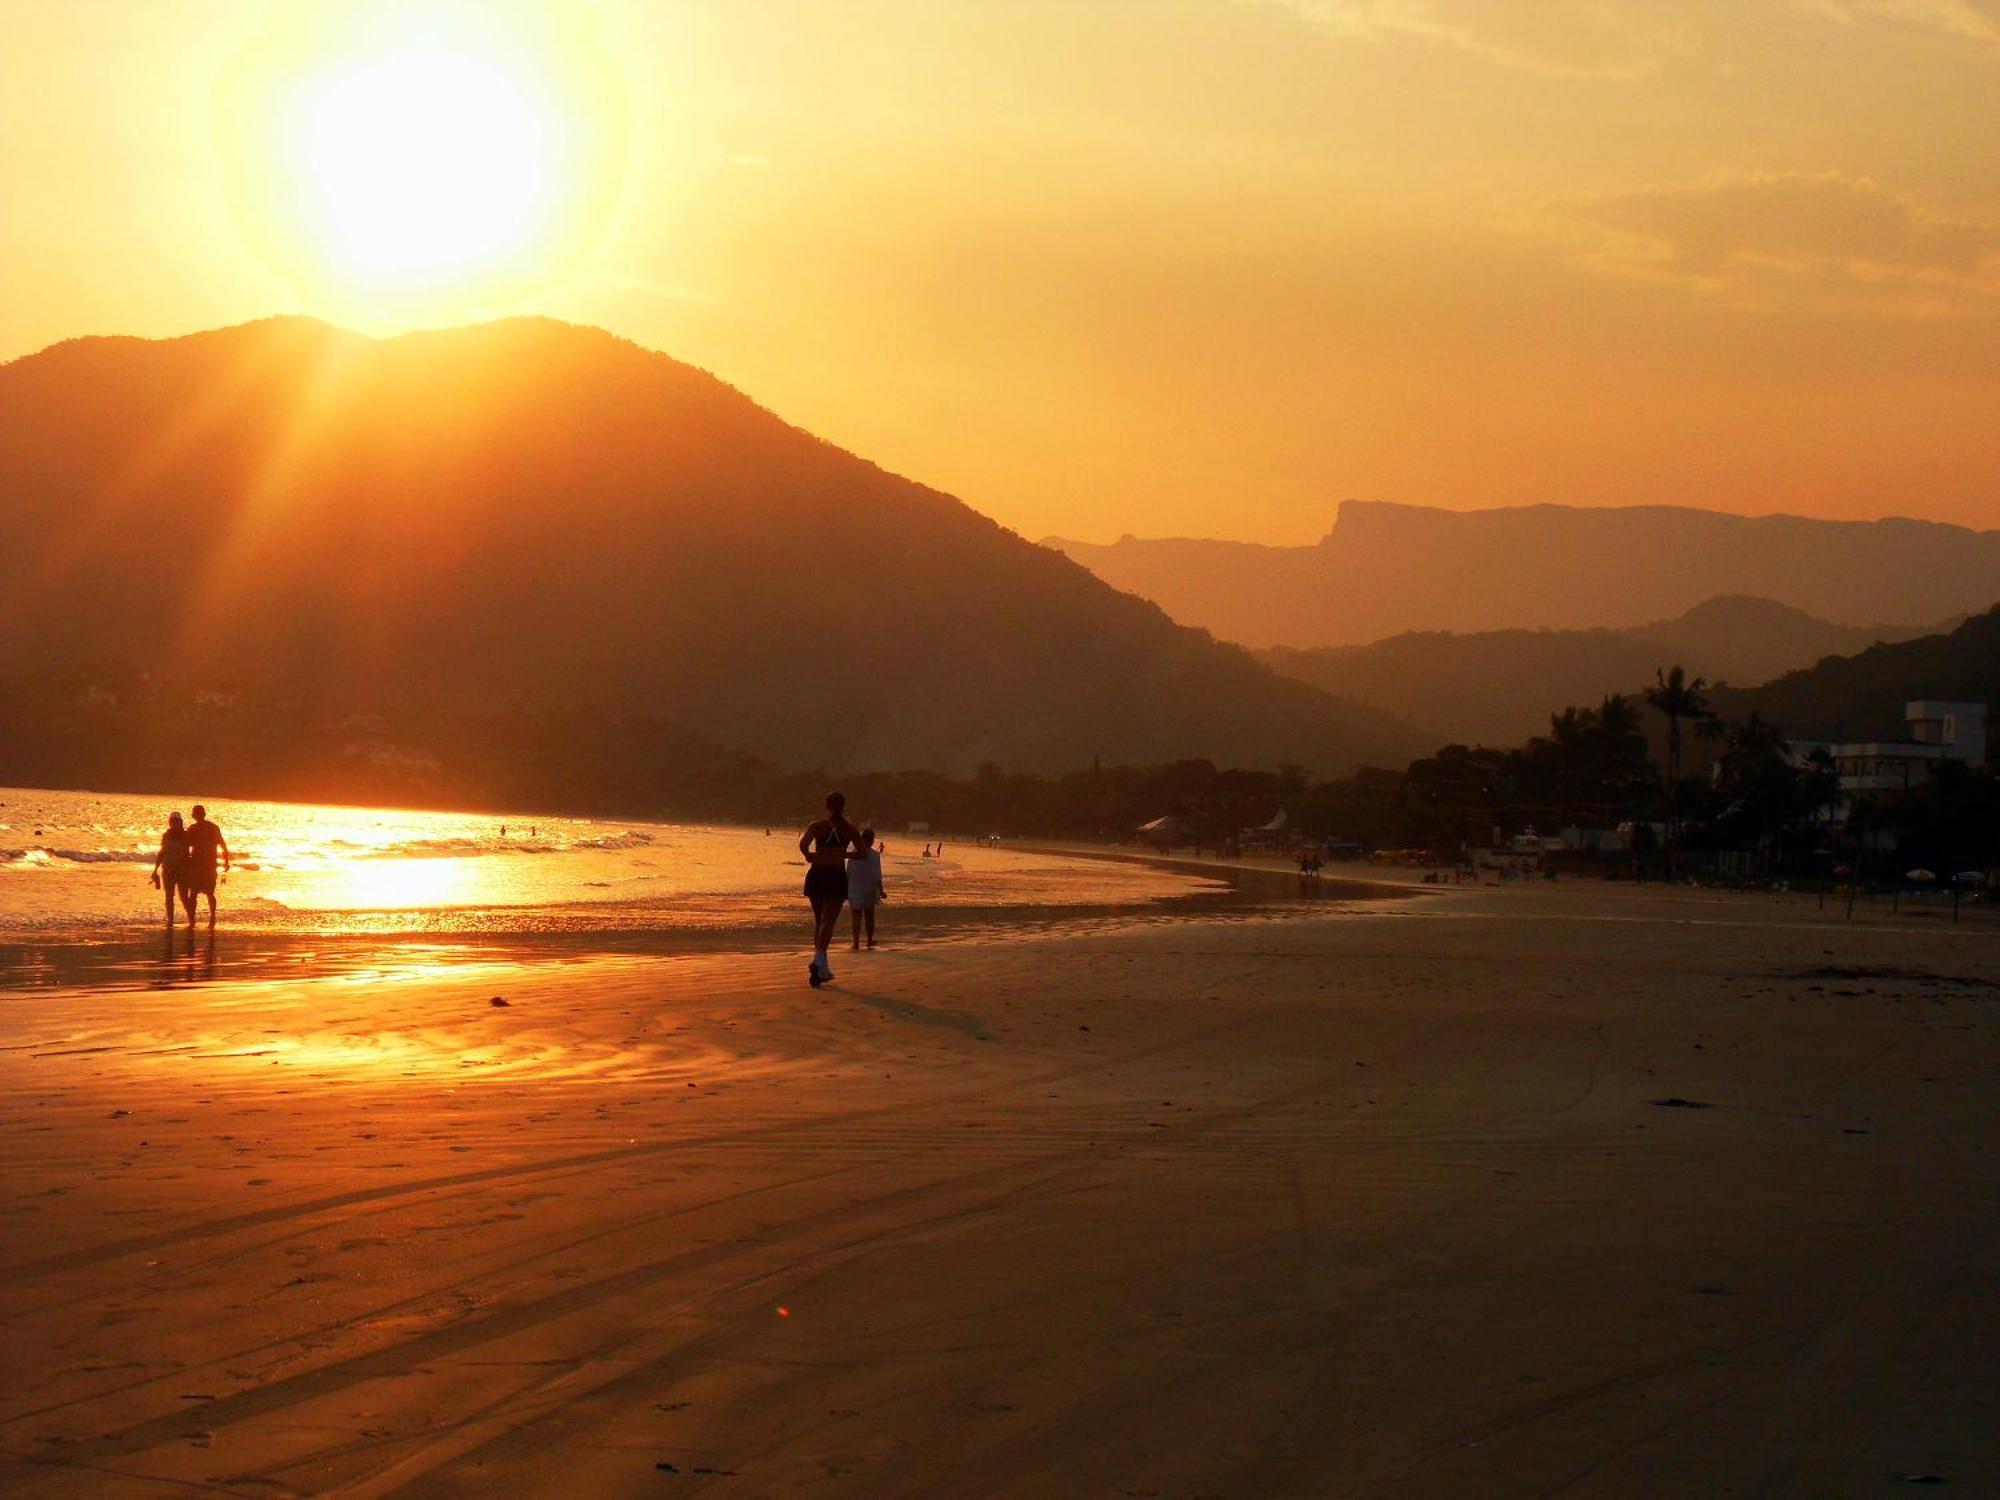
[6,660,1995,876]
[1378,670,1995,876]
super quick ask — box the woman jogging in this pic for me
[798,791,861,987]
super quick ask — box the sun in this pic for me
[219,1,625,319]
[290,44,555,288]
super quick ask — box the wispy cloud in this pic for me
[1795,0,2000,44]
[605,271,719,306]
[1258,0,1692,77]
[1558,170,2000,312]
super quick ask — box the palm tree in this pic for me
[1645,665,1713,856]
[1546,705,1595,824]
[1722,710,1788,764]
[1592,694,1651,819]
[1716,712,1794,873]
[1595,692,1646,749]
[1800,746,1840,836]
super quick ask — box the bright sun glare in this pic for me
[290,45,555,285]
[221,1,624,318]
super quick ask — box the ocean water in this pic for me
[0,786,1232,991]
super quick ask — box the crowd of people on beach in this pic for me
[148,804,232,929]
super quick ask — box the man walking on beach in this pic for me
[799,791,860,987]
[183,803,231,929]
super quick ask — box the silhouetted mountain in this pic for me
[1261,595,1955,746]
[1711,607,2000,744]
[0,318,1429,802]
[1048,502,2000,649]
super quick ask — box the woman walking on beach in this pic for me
[799,791,861,987]
[149,811,190,924]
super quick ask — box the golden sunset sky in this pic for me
[3,0,1996,543]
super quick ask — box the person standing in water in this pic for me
[847,827,887,950]
[798,791,861,986]
[149,811,190,925]
[182,804,231,929]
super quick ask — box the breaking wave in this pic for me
[1,846,151,867]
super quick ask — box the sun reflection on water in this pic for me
[2,787,1230,963]
[305,854,475,911]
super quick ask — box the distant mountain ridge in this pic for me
[0,318,1430,802]
[1048,501,2000,649]
[1261,595,1961,747]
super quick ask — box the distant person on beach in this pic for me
[149,811,190,924]
[848,828,886,950]
[182,804,231,929]
[798,791,861,986]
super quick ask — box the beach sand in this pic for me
[1,883,1995,1497]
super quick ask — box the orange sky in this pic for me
[3,0,1996,543]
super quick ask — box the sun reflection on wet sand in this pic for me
[65,955,779,1091]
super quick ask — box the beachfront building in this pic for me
[1792,701,1988,823]
[1239,810,1290,849]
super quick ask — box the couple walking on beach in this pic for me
[799,791,886,987]
[149,805,231,929]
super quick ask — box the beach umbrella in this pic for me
[1831,864,1853,877]
[1905,869,1937,883]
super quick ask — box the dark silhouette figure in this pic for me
[848,827,886,950]
[149,811,190,924]
[183,804,231,929]
[798,791,861,986]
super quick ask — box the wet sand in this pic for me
[1,882,1995,1497]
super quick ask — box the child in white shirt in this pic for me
[847,827,887,949]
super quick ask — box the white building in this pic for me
[1907,701,1986,766]
[1793,701,1988,820]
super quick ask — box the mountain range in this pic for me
[0,318,1430,801]
[1261,595,1956,748]
[1716,606,2000,745]
[1048,502,2000,650]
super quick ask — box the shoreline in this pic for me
[11,841,1994,1001]
[0,851,1414,998]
